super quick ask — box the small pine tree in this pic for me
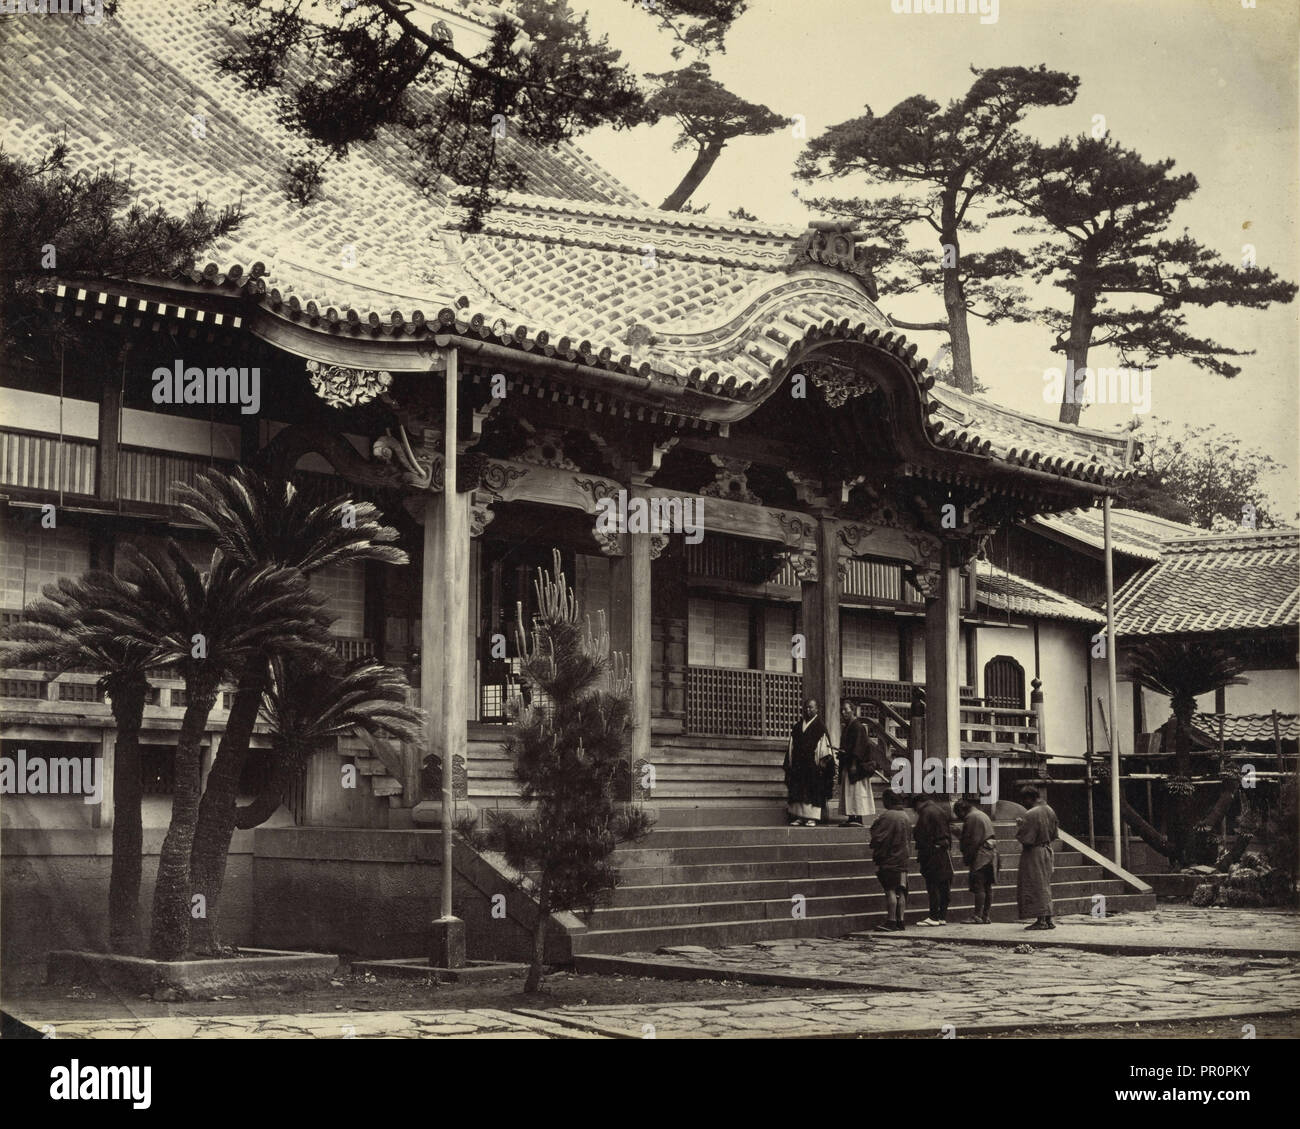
[484,550,652,992]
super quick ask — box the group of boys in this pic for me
[869,786,1059,930]
[783,698,1060,930]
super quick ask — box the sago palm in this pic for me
[174,467,407,951]
[1124,638,1245,866]
[236,654,424,829]
[120,540,333,960]
[5,571,172,953]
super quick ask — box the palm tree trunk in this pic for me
[524,876,550,994]
[234,755,292,830]
[107,675,148,955]
[1120,791,1177,862]
[660,140,725,211]
[149,682,219,961]
[189,662,267,953]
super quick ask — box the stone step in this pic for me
[609,851,1088,887]
[589,880,1133,930]
[607,865,1110,908]
[569,892,1159,955]
[621,824,1024,849]
[612,840,1080,869]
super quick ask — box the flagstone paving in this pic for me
[34,1008,602,1040]
[21,908,1300,1039]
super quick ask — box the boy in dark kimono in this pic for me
[954,797,999,924]
[1015,786,1059,930]
[869,789,910,931]
[913,794,954,926]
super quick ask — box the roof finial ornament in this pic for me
[783,219,879,299]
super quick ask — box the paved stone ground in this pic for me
[34,1007,601,1040]
[910,905,1300,955]
[19,907,1299,1039]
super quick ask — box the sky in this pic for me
[566,0,1300,514]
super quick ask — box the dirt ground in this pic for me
[5,964,835,1024]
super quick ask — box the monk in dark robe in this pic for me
[1015,786,1059,930]
[954,797,999,924]
[784,699,833,826]
[913,795,954,926]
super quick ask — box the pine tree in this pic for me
[483,551,652,993]
[795,66,1079,392]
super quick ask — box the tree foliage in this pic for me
[1125,639,1245,867]
[213,0,745,230]
[1120,418,1290,529]
[795,66,1079,392]
[646,61,784,210]
[0,144,242,359]
[483,550,651,992]
[994,134,1297,422]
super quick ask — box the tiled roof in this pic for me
[1031,507,1206,561]
[1114,528,1300,635]
[2,5,1136,488]
[0,4,642,299]
[975,561,1105,625]
[1189,712,1300,744]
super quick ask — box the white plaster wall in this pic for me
[0,389,98,437]
[976,620,1092,764]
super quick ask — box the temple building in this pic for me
[1,3,1171,966]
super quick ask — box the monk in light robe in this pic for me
[837,699,875,827]
[784,699,833,826]
[1015,786,1059,930]
[955,797,999,924]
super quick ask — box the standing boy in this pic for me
[913,794,954,926]
[869,789,910,931]
[954,797,999,924]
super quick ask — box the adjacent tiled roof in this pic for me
[2,3,1137,488]
[1189,712,1300,744]
[975,561,1105,625]
[1031,507,1205,561]
[1114,528,1300,635]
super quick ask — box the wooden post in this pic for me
[432,346,466,965]
[1273,709,1283,773]
[799,517,841,749]
[1103,495,1123,865]
[1084,683,1096,849]
[96,374,121,503]
[609,485,652,769]
[1031,677,1046,753]
[94,731,115,831]
[923,544,961,763]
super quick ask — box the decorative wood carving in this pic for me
[700,455,761,505]
[306,360,393,409]
[805,359,875,409]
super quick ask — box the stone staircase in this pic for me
[569,820,1156,956]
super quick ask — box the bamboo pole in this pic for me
[1104,496,1122,865]
[440,346,458,924]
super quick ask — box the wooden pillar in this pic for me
[96,374,121,502]
[420,487,470,811]
[923,544,961,762]
[94,731,115,830]
[799,517,841,747]
[610,486,652,766]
